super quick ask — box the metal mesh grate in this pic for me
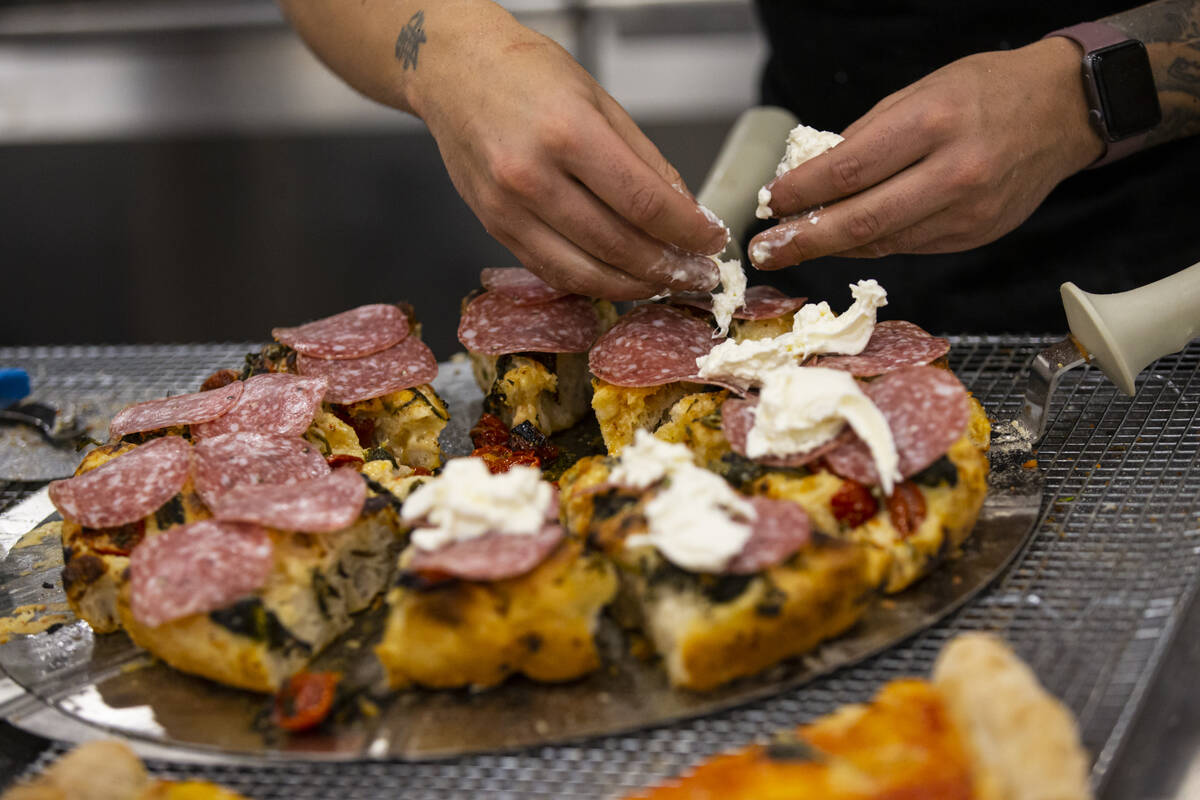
[6,337,1200,798]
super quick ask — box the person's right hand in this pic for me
[410,17,729,300]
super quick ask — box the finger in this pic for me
[558,107,729,255]
[491,213,664,301]
[762,111,934,219]
[597,93,696,201]
[826,210,964,258]
[748,169,949,270]
[535,175,719,292]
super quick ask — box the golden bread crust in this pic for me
[933,633,1092,800]
[376,538,617,689]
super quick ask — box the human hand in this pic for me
[413,17,729,300]
[748,37,1105,269]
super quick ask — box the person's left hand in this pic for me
[749,37,1105,269]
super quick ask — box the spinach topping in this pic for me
[210,598,311,656]
[911,455,958,488]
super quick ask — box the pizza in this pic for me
[458,267,617,437]
[624,633,1091,800]
[0,740,248,800]
[36,268,996,715]
[52,304,441,692]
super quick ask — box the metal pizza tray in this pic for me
[0,349,1040,761]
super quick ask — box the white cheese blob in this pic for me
[615,431,757,572]
[709,255,747,338]
[401,457,552,551]
[790,278,888,359]
[755,124,845,219]
[746,366,901,495]
[696,279,888,386]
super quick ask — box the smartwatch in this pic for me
[1043,21,1162,168]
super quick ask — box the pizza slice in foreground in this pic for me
[559,432,882,691]
[375,457,616,690]
[626,633,1091,800]
[0,740,247,800]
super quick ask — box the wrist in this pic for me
[1028,36,1107,172]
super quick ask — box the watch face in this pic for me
[1090,41,1162,140]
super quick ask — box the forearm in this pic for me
[1103,0,1200,145]
[276,0,527,120]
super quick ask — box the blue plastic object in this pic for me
[0,368,31,407]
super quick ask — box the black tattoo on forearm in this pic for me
[1104,0,1200,145]
[395,10,427,71]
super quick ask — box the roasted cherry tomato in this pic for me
[326,453,365,469]
[885,481,927,538]
[272,671,341,732]
[831,480,879,528]
[469,413,510,448]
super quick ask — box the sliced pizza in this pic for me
[558,433,882,691]
[458,267,617,437]
[375,457,616,690]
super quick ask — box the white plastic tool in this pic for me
[1061,261,1200,396]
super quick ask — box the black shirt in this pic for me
[752,1,1200,332]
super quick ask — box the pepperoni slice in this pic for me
[721,397,847,467]
[109,383,244,438]
[815,320,950,377]
[670,285,807,321]
[129,520,274,628]
[405,524,564,581]
[271,304,410,359]
[296,337,438,405]
[480,267,572,306]
[458,291,601,356]
[824,366,969,486]
[212,468,367,533]
[49,437,192,530]
[588,304,720,387]
[193,432,330,509]
[725,496,811,574]
[190,373,327,440]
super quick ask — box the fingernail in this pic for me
[749,238,774,269]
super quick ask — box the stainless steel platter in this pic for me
[0,360,1042,761]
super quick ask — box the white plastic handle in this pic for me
[1060,260,1200,395]
[695,106,799,262]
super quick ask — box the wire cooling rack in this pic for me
[2,338,1199,797]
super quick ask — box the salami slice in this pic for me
[297,336,438,405]
[725,496,812,574]
[588,304,719,387]
[109,383,244,438]
[190,373,327,439]
[721,397,846,467]
[824,366,969,486]
[406,524,565,582]
[670,285,807,321]
[49,436,192,530]
[212,468,367,533]
[480,267,572,306]
[458,291,600,356]
[193,431,329,509]
[129,520,274,628]
[815,320,950,377]
[271,303,410,359]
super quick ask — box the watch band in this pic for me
[1043,21,1152,168]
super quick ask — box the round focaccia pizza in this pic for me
[624,633,1091,800]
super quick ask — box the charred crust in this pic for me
[61,553,106,588]
[153,495,186,531]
